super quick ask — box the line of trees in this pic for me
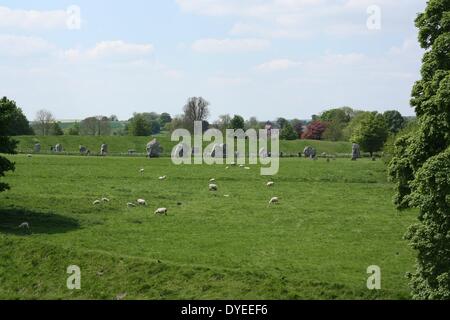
[0,95,409,159]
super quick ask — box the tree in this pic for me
[214,114,232,131]
[34,109,55,136]
[280,122,298,140]
[383,110,405,134]
[0,102,18,193]
[0,97,33,135]
[183,97,210,132]
[149,120,161,134]
[159,112,172,126]
[350,112,388,157]
[388,0,450,299]
[80,116,111,136]
[50,122,64,136]
[342,111,372,141]
[109,115,119,122]
[129,114,152,136]
[290,119,303,138]
[276,117,289,129]
[302,121,327,140]
[230,115,245,130]
[320,107,353,141]
[245,116,261,130]
[67,122,80,135]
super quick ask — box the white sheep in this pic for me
[159,176,167,180]
[139,168,145,173]
[154,208,168,215]
[209,178,216,182]
[239,164,244,168]
[93,200,101,205]
[267,181,274,187]
[127,202,137,207]
[244,167,250,170]
[269,197,279,205]
[224,194,230,197]
[27,154,32,158]
[137,199,147,205]
[101,197,110,202]
[209,184,218,191]
[18,222,30,229]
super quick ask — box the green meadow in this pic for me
[0,154,416,299]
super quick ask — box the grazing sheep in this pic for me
[18,222,30,229]
[93,200,101,205]
[127,202,137,207]
[267,181,274,187]
[159,176,166,180]
[225,166,229,169]
[139,168,145,173]
[239,164,244,168]
[224,194,230,197]
[209,184,218,191]
[269,197,279,205]
[154,208,168,215]
[244,167,250,170]
[101,197,110,202]
[209,178,216,182]
[137,199,147,205]
[27,154,32,158]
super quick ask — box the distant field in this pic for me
[14,134,353,157]
[0,155,416,299]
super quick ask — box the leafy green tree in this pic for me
[321,107,353,141]
[388,0,450,299]
[0,102,18,192]
[342,111,372,141]
[276,117,289,129]
[383,110,405,134]
[230,115,245,130]
[245,116,261,130]
[0,97,33,135]
[350,112,388,157]
[50,122,64,136]
[159,112,172,126]
[128,114,152,136]
[67,122,80,135]
[149,120,161,134]
[280,122,298,140]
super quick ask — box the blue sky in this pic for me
[0,0,426,121]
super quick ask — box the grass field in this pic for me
[0,154,416,299]
[14,134,353,157]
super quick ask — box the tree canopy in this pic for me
[0,97,33,136]
[388,0,450,299]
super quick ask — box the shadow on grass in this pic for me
[0,208,80,235]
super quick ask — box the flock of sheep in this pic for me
[92,163,279,218]
[17,161,279,232]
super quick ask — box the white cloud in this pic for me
[0,34,56,56]
[62,41,154,61]
[192,38,270,53]
[255,59,302,72]
[0,6,68,30]
[177,0,425,39]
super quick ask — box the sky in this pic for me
[0,0,427,121]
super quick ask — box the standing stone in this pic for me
[146,139,161,158]
[351,143,361,161]
[55,144,63,152]
[259,147,268,159]
[100,143,108,156]
[79,145,87,154]
[34,143,41,153]
[303,146,316,159]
